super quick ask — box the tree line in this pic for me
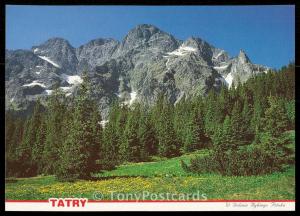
[5,63,295,181]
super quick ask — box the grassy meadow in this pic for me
[5,148,295,201]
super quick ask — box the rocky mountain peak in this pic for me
[182,37,214,65]
[132,24,160,35]
[32,37,73,51]
[118,24,179,53]
[123,24,161,44]
[238,49,251,64]
[183,37,201,48]
[5,24,270,119]
[31,37,78,74]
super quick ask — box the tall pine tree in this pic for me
[56,72,102,181]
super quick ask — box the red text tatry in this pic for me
[49,198,87,207]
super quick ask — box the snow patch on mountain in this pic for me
[122,90,138,106]
[23,80,46,88]
[60,86,72,92]
[163,56,172,70]
[214,64,229,70]
[61,74,83,85]
[166,45,196,57]
[45,90,53,95]
[129,91,137,105]
[213,50,224,59]
[38,56,61,68]
[224,72,233,88]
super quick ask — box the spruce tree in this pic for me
[183,113,199,152]
[5,113,16,161]
[87,104,103,173]
[254,96,293,173]
[32,114,46,174]
[204,90,224,138]
[251,99,263,136]
[183,107,207,152]
[221,115,235,150]
[241,98,253,140]
[6,115,25,177]
[211,115,235,174]
[138,110,158,159]
[17,101,43,176]
[230,101,247,146]
[173,101,190,150]
[119,105,140,162]
[101,101,123,169]
[42,88,66,174]
[218,86,231,116]
[5,113,14,142]
[285,99,295,129]
[56,72,102,181]
[263,96,289,137]
[157,99,179,157]
[211,115,236,153]
[9,117,25,160]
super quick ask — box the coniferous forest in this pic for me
[5,63,295,182]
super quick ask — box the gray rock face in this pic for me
[76,38,119,72]
[5,24,270,118]
[114,24,181,58]
[32,38,78,74]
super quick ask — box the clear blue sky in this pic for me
[6,5,294,69]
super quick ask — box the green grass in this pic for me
[95,149,211,178]
[5,148,295,201]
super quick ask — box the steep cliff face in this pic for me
[5,24,270,118]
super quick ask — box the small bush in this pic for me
[183,155,218,174]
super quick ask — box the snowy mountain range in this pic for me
[5,24,270,118]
